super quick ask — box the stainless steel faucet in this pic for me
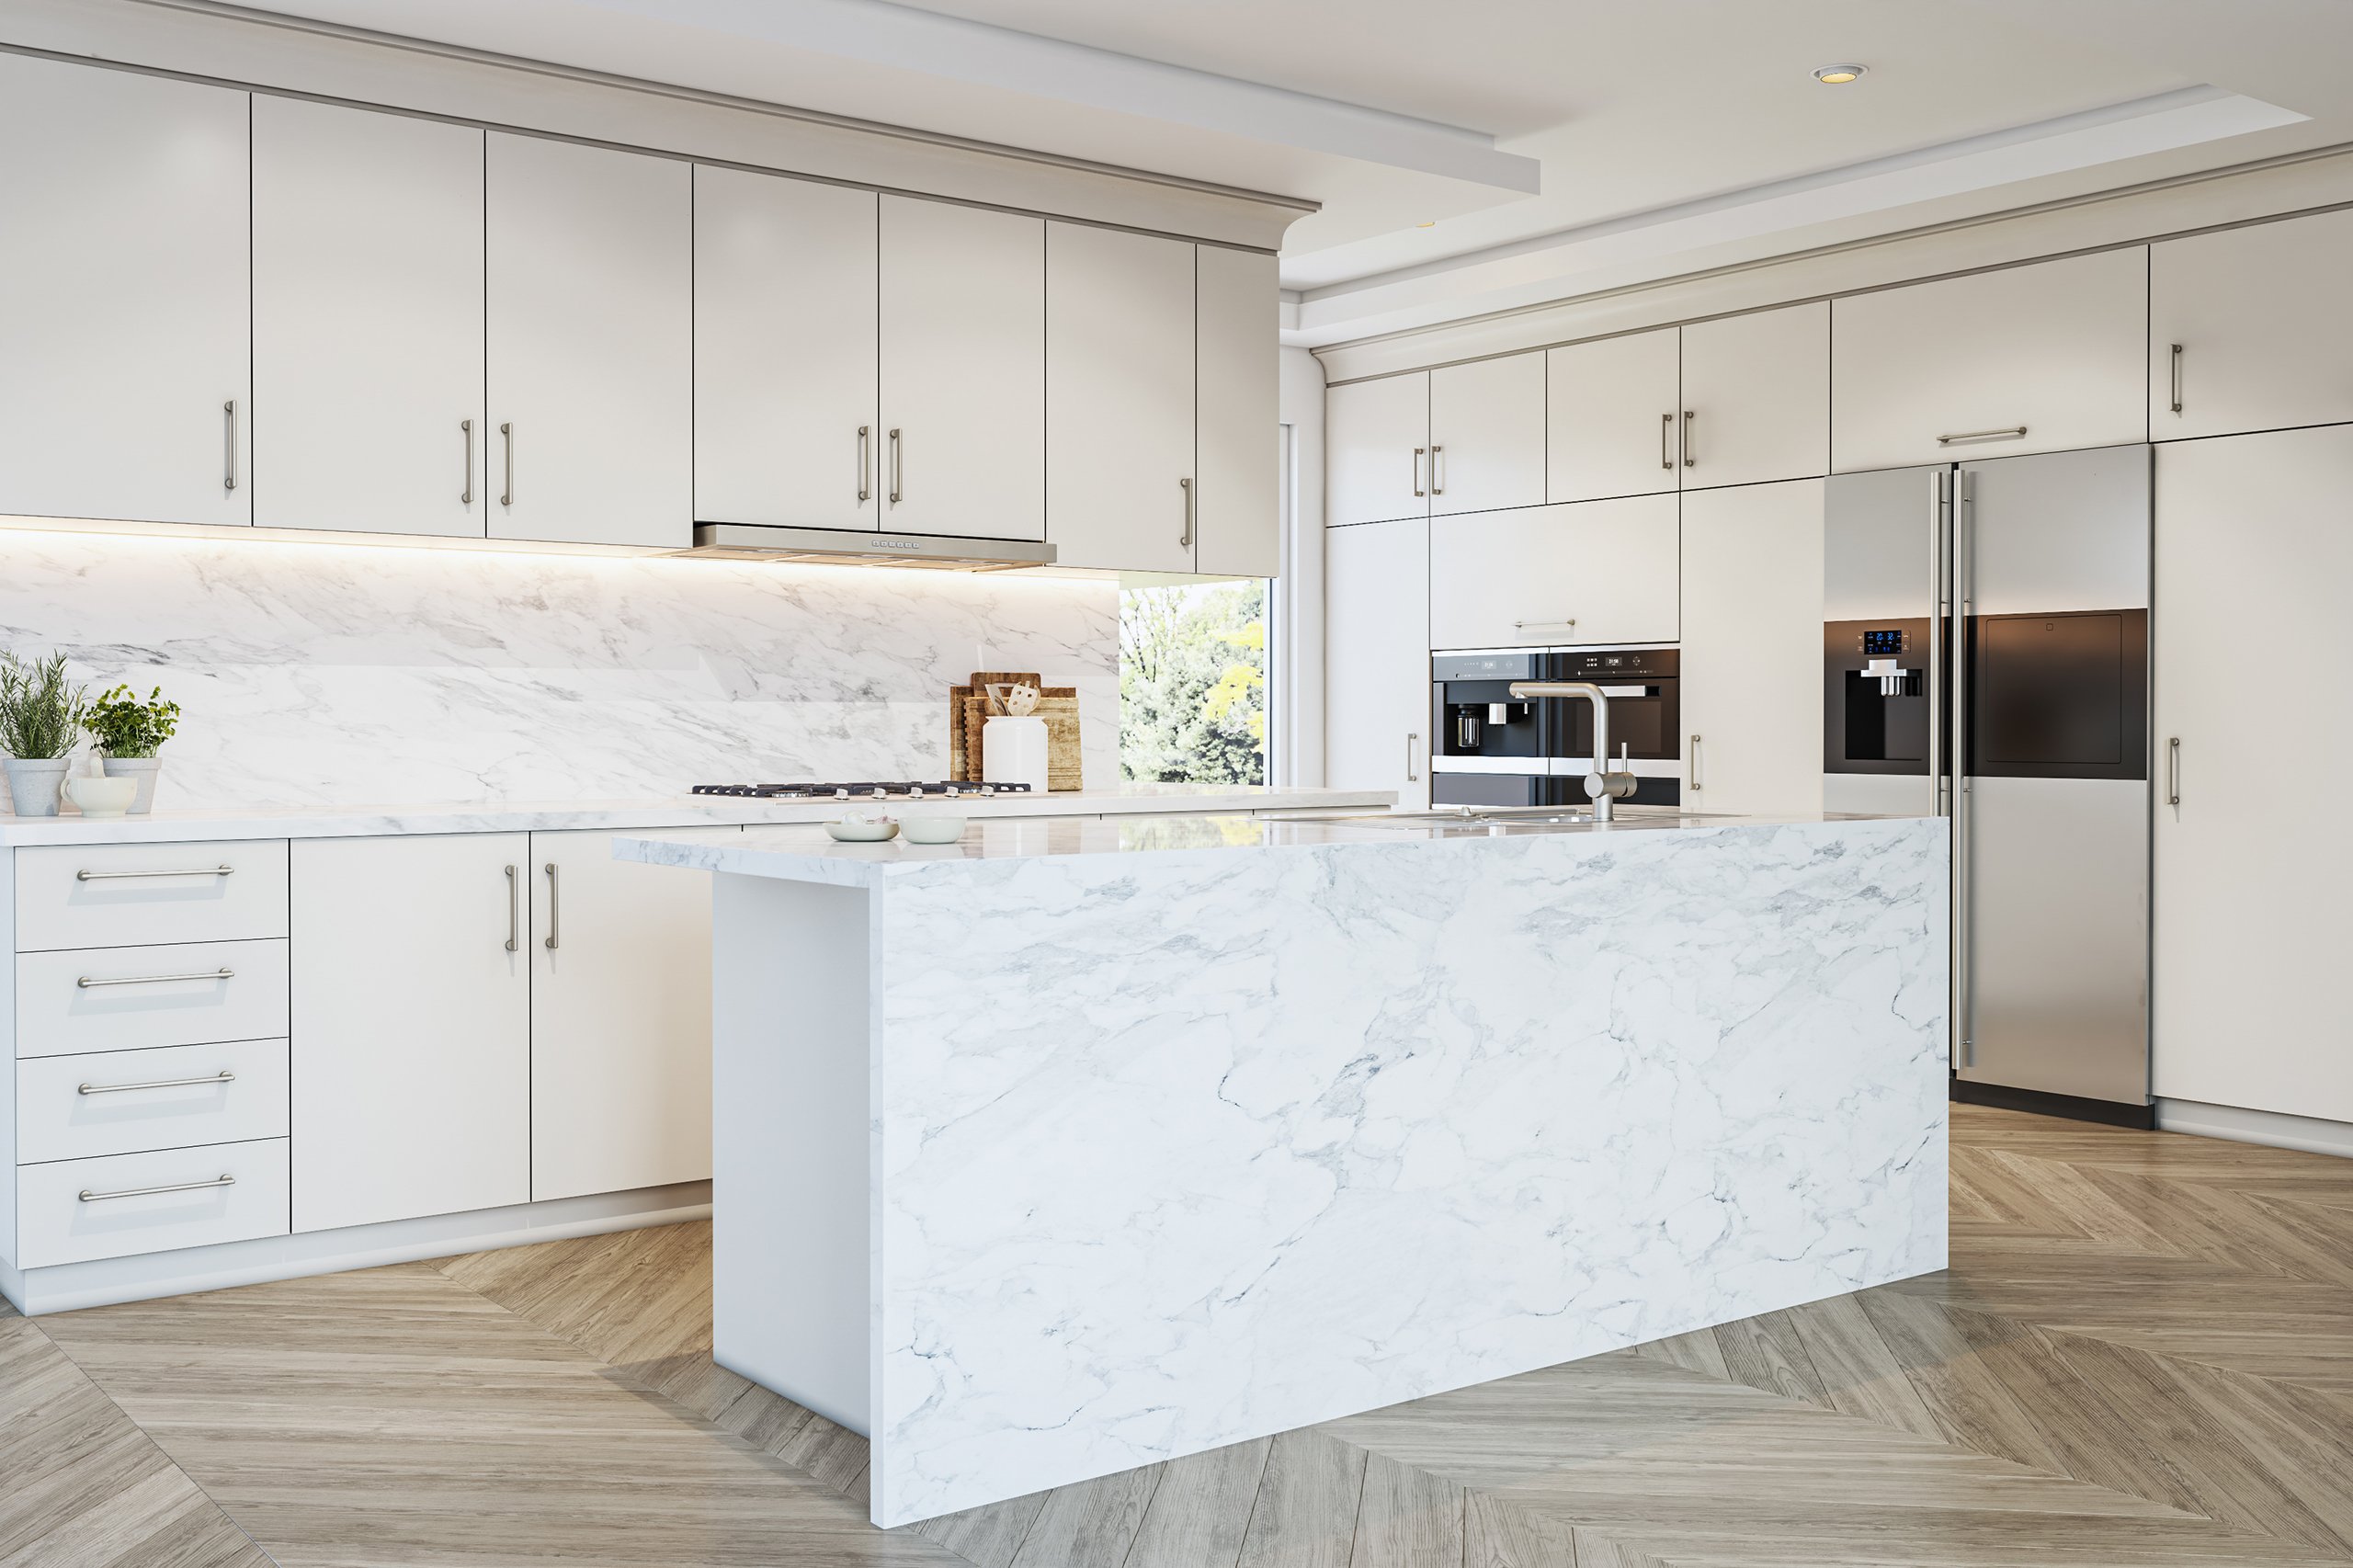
[1508,681,1638,822]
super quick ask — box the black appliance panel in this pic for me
[1824,617,1940,776]
[1548,648,1679,764]
[1430,771,1559,808]
[1967,608,2147,781]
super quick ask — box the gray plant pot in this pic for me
[3,756,72,818]
[100,755,165,814]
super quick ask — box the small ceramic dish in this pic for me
[824,817,900,843]
[900,814,967,845]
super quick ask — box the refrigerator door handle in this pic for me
[1928,470,1949,820]
[1950,468,1973,1071]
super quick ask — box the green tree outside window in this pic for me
[1120,581,1268,784]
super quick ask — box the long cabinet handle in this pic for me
[222,399,238,492]
[1659,413,1673,471]
[1688,733,1703,792]
[1178,476,1194,548]
[1937,425,2027,448]
[1682,410,1696,469]
[460,418,474,505]
[543,862,560,950]
[80,1069,235,1096]
[1928,471,1949,819]
[499,422,516,506]
[889,428,903,504]
[1412,447,1427,498]
[81,1174,234,1203]
[1514,616,1577,631]
[505,864,519,953]
[858,426,871,503]
[1404,732,1419,783]
[76,865,233,882]
[2169,344,2185,415]
[1951,469,1974,1070]
[77,967,233,990]
[2167,736,2181,808]
[1429,444,1445,496]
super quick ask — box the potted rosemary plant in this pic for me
[85,684,181,814]
[0,651,87,818]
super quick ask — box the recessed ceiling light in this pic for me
[1416,220,1438,228]
[1813,63,1867,85]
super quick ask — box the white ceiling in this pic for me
[222,0,2353,346]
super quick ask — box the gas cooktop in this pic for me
[690,780,1031,801]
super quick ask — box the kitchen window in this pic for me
[1119,577,1271,784]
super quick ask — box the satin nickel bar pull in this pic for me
[1178,476,1194,548]
[1659,413,1673,470]
[1429,444,1445,496]
[857,426,871,503]
[1513,616,1577,631]
[1412,446,1427,497]
[81,1174,234,1202]
[1682,409,1696,468]
[76,865,233,881]
[505,865,519,953]
[222,399,238,492]
[1937,425,2027,447]
[2169,344,2185,415]
[543,862,560,950]
[1927,471,1948,820]
[499,421,515,506]
[460,419,474,504]
[1952,469,1974,1070]
[2167,736,2181,808]
[76,967,233,989]
[1688,733,1703,792]
[888,428,903,504]
[80,1070,235,1096]
[1404,732,1419,782]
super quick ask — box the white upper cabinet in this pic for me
[694,166,881,532]
[1195,245,1281,580]
[1678,302,1828,490]
[1047,223,1197,573]
[2151,210,2353,442]
[1326,374,1430,528]
[487,133,692,549]
[1430,495,1679,650]
[253,98,484,538]
[0,56,250,527]
[1679,480,1825,816]
[1429,353,1546,517]
[880,196,1046,540]
[1546,329,1679,505]
[1831,248,2148,472]
[1324,518,1431,809]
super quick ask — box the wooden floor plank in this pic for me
[911,1491,1051,1568]
[1348,1452,1462,1568]
[1234,1427,1368,1568]
[1782,1292,1946,1440]
[1711,1309,1830,1407]
[1122,1437,1272,1568]
[1464,1490,1577,1567]
[1005,1465,1161,1568]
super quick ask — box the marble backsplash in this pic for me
[0,529,1120,809]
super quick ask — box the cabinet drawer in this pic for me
[16,840,288,952]
[17,939,290,1058]
[17,1137,290,1267]
[17,1039,289,1165]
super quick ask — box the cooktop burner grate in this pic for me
[689,781,1032,800]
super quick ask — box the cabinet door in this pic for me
[290,834,530,1233]
[694,166,880,531]
[1679,302,1827,490]
[1046,223,1196,572]
[2152,210,2353,442]
[1679,480,1825,815]
[1195,245,1280,579]
[487,133,691,548]
[1430,497,1679,650]
[0,56,250,527]
[1429,352,1545,517]
[254,97,484,537]
[2154,426,2353,1122]
[529,828,725,1201]
[1324,518,1430,808]
[1546,329,1679,504]
[879,195,1046,540]
[1325,374,1429,528]
[1832,248,2147,472]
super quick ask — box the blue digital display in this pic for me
[1862,629,1905,655]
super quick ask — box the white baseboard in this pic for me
[4,1180,710,1315]
[2154,1098,2353,1160]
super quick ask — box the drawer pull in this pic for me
[75,865,235,881]
[78,1070,235,1096]
[76,967,235,990]
[1514,616,1578,631]
[79,1173,235,1203]
[1936,425,2028,447]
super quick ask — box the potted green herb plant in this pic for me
[0,651,88,818]
[84,684,181,814]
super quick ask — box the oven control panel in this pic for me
[1555,648,1678,679]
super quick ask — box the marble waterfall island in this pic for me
[617,812,1950,1528]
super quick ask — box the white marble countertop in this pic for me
[0,783,1393,847]
[617,805,1860,888]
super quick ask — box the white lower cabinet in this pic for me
[18,1038,290,1165]
[1324,518,1431,809]
[18,1139,290,1269]
[1430,496,1679,650]
[528,829,724,1202]
[2154,426,2353,1123]
[1679,481,1825,815]
[290,835,530,1233]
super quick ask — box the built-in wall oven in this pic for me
[1429,647,1681,807]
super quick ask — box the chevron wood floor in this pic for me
[11,1104,2353,1566]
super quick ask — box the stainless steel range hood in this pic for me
[679,523,1056,571]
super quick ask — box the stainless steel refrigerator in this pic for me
[1824,445,2152,1122]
